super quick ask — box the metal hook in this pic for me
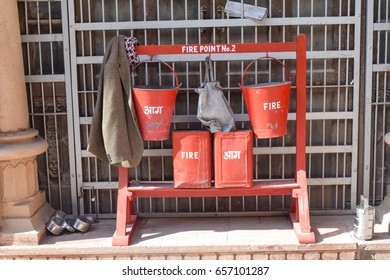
[205,55,210,64]
[206,53,212,63]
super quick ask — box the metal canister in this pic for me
[354,196,375,240]
[214,130,253,188]
[46,217,65,236]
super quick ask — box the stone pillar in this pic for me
[0,0,54,245]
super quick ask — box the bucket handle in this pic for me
[134,59,182,88]
[240,56,291,88]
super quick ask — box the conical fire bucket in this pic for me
[240,57,291,138]
[132,60,181,141]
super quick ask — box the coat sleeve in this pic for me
[101,44,144,167]
[88,35,144,167]
[101,63,143,167]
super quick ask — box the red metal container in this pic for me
[240,57,291,138]
[172,130,212,188]
[214,130,253,188]
[132,60,181,141]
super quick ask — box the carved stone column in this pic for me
[0,0,54,245]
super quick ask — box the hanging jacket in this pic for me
[87,35,144,167]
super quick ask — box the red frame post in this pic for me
[112,166,138,246]
[295,34,307,173]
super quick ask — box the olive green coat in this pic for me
[87,35,144,167]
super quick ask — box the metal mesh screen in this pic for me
[364,0,390,206]
[66,0,362,217]
[18,0,77,214]
[18,0,362,217]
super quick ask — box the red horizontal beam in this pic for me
[137,42,297,56]
[127,180,299,198]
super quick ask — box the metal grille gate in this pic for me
[18,0,78,215]
[19,0,363,218]
[364,0,390,206]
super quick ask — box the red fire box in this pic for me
[214,130,253,188]
[172,130,212,188]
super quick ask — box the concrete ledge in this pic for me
[0,216,368,260]
[0,215,389,260]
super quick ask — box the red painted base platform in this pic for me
[112,167,315,246]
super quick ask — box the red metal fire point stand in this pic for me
[112,34,316,246]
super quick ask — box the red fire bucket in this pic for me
[240,57,291,138]
[132,60,181,141]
